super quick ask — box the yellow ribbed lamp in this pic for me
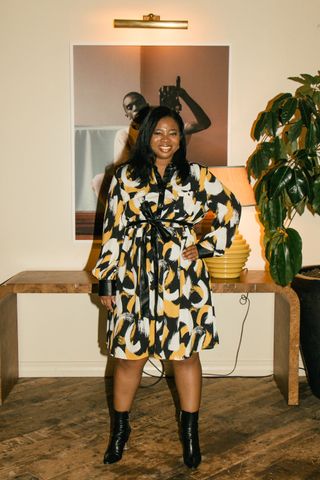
[204,166,256,279]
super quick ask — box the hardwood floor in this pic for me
[0,376,320,479]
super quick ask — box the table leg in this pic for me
[0,293,18,405]
[274,291,300,405]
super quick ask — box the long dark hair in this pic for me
[128,106,190,182]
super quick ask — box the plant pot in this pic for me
[292,266,320,398]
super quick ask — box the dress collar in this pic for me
[153,162,176,187]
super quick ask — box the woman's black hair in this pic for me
[128,106,190,182]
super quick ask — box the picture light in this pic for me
[114,13,188,29]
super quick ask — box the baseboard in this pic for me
[19,361,107,377]
[19,359,277,378]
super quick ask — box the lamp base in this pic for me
[204,229,250,279]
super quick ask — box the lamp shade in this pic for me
[209,166,255,206]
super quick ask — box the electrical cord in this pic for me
[141,358,165,388]
[141,292,254,386]
[203,292,251,377]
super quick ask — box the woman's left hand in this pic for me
[182,245,199,261]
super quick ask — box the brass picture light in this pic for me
[114,13,188,29]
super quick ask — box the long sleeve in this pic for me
[196,168,241,258]
[92,169,127,289]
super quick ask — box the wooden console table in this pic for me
[0,270,300,406]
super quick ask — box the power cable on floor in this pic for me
[204,292,251,378]
[142,292,254,386]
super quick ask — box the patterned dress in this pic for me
[93,162,241,361]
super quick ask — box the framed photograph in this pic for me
[73,45,229,240]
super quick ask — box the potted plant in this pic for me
[247,71,320,397]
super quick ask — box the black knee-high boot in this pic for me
[103,410,131,464]
[180,410,201,468]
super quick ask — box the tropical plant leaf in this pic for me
[269,166,292,198]
[305,122,317,151]
[305,96,318,115]
[267,228,302,285]
[296,85,314,97]
[273,136,287,161]
[315,116,320,143]
[247,150,263,179]
[313,73,320,84]
[265,232,276,261]
[286,227,303,255]
[247,142,273,179]
[254,176,267,204]
[285,228,302,279]
[270,93,292,112]
[266,111,279,136]
[312,175,320,214]
[286,168,311,206]
[280,97,298,124]
[285,194,305,217]
[294,198,307,215]
[253,111,268,140]
[295,149,316,174]
[259,141,275,168]
[301,73,316,83]
[288,76,306,84]
[260,195,286,231]
[254,166,281,203]
[313,91,320,107]
[299,98,312,126]
[287,119,303,142]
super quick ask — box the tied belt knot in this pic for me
[128,201,172,242]
[126,201,193,333]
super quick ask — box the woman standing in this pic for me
[93,106,241,468]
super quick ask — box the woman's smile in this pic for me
[159,145,172,152]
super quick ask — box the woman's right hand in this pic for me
[100,295,115,310]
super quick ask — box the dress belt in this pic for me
[126,201,193,335]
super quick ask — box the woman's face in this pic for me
[150,116,180,164]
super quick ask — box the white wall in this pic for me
[1,0,319,376]
[17,292,274,377]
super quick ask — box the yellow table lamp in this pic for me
[204,166,255,279]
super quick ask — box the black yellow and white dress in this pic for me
[93,162,241,361]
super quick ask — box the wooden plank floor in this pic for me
[1,376,320,480]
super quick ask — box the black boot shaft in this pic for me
[180,410,201,469]
[103,410,131,464]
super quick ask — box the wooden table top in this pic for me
[1,270,293,295]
